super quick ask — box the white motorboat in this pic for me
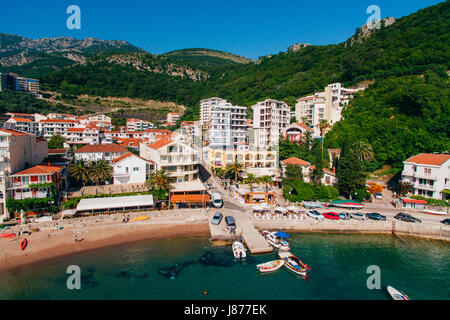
[256,260,284,273]
[387,286,410,300]
[262,230,290,251]
[232,241,247,259]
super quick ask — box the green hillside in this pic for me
[162,48,254,69]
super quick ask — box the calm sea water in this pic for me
[0,233,448,300]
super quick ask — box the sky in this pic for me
[0,0,444,59]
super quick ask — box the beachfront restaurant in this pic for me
[75,194,154,215]
[169,180,210,209]
[230,185,275,205]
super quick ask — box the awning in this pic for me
[274,231,290,238]
[401,198,427,204]
[275,207,288,212]
[286,206,299,213]
[170,194,210,203]
[76,195,154,212]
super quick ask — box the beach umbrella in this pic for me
[274,231,290,238]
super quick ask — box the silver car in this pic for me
[308,210,325,220]
[350,212,367,220]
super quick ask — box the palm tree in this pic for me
[259,175,273,193]
[146,170,173,193]
[90,160,113,186]
[317,119,330,156]
[243,174,257,192]
[69,160,91,186]
[225,157,244,183]
[352,141,374,162]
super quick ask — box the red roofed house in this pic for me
[74,144,128,164]
[281,157,311,178]
[401,153,450,200]
[112,152,155,185]
[8,163,67,204]
[283,122,314,143]
[399,198,428,210]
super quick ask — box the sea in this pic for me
[0,233,448,300]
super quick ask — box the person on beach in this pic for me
[74,234,78,243]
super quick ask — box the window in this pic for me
[133,167,139,172]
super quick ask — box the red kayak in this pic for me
[20,238,28,250]
[0,233,15,238]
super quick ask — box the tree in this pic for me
[90,160,112,186]
[146,170,173,194]
[48,133,65,149]
[243,174,257,192]
[317,120,330,156]
[398,182,413,196]
[336,137,366,198]
[225,157,244,183]
[352,141,374,162]
[283,164,304,183]
[69,160,91,186]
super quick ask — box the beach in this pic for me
[0,209,210,272]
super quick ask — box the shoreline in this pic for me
[0,220,210,273]
[1,208,449,273]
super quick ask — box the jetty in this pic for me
[208,209,273,254]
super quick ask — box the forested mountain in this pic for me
[0,33,144,78]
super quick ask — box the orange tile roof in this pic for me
[11,117,32,122]
[40,119,77,123]
[282,157,310,166]
[67,128,85,132]
[0,128,30,136]
[144,129,172,134]
[48,149,67,154]
[294,122,314,131]
[74,144,128,154]
[310,165,335,175]
[147,136,174,149]
[13,164,63,176]
[115,138,142,147]
[405,153,450,166]
[112,152,154,164]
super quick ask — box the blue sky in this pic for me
[0,0,443,59]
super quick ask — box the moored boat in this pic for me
[422,209,447,216]
[256,260,284,273]
[262,230,290,251]
[232,241,246,259]
[387,286,410,300]
[20,238,28,251]
[131,216,149,221]
[278,251,310,278]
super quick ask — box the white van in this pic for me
[212,193,223,208]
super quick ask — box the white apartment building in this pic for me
[400,153,450,200]
[295,83,364,136]
[0,129,48,219]
[199,97,229,126]
[126,118,155,131]
[209,101,247,150]
[252,99,290,149]
[112,152,155,185]
[64,126,101,145]
[166,113,180,124]
[38,119,77,139]
[140,136,200,183]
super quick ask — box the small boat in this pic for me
[0,233,16,239]
[278,251,310,278]
[20,238,28,251]
[232,241,246,259]
[422,209,447,216]
[131,216,150,221]
[262,230,290,251]
[387,286,410,300]
[257,260,284,273]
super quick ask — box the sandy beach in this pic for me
[0,209,210,273]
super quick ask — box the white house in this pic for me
[74,144,128,164]
[112,152,155,185]
[400,153,450,200]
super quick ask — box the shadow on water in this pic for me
[116,270,149,280]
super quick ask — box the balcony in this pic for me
[14,191,48,200]
[414,183,437,191]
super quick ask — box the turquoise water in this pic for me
[0,233,448,300]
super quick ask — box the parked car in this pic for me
[212,193,223,208]
[322,212,340,220]
[307,210,325,220]
[225,216,236,229]
[394,213,422,223]
[349,212,367,220]
[366,213,387,221]
[211,212,223,225]
[441,218,450,225]
[374,193,383,200]
[338,212,350,220]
